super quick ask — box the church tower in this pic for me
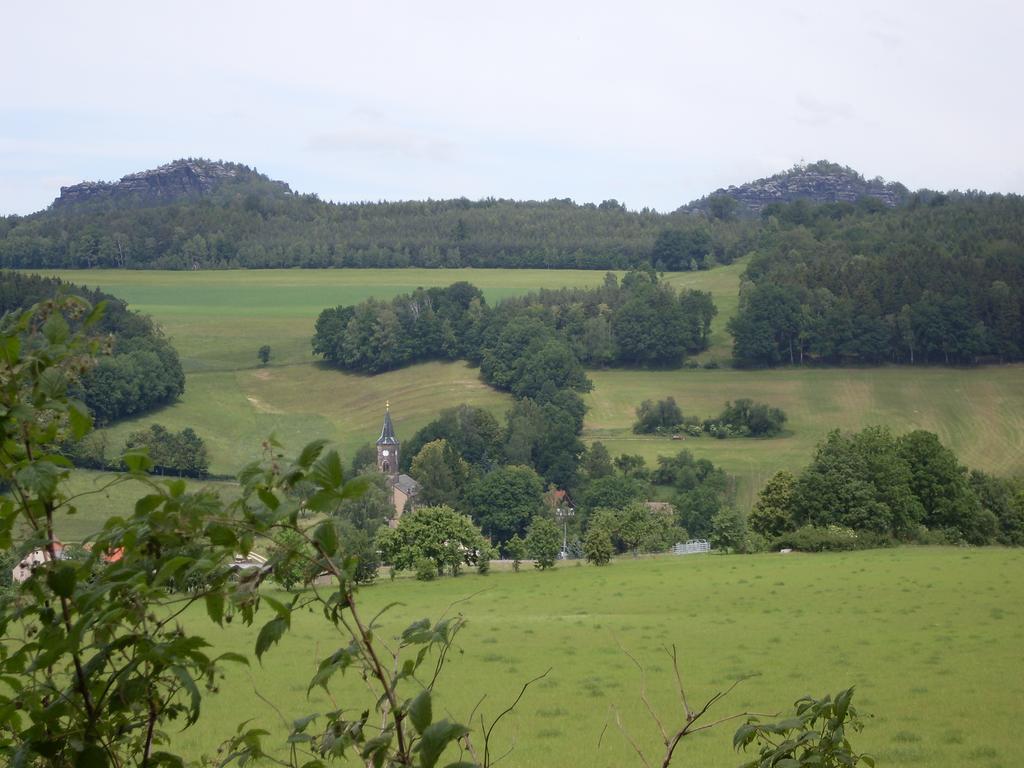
[376,401,399,479]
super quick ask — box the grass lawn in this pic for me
[156,547,1024,768]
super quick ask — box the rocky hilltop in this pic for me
[688,160,910,216]
[53,159,290,208]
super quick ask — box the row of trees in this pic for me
[0,271,185,423]
[312,271,717,378]
[729,193,1024,365]
[0,165,754,270]
[633,397,788,438]
[750,427,1024,547]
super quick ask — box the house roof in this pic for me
[644,501,674,513]
[394,474,419,495]
[377,409,399,446]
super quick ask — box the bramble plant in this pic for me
[0,295,873,768]
[0,297,541,768]
[734,688,875,768]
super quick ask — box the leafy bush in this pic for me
[633,397,684,434]
[583,527,613,565]
[735,688,874,768]
[525,517,562,569]
[415,556,438,581]
[773,525,862,552]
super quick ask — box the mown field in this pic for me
[150,548,1023,768]
[584,365,1024,507]
[34,265,1024,511]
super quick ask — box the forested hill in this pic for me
[0,159,757,270]
[728,192,1024,365]
[0,272,184,423]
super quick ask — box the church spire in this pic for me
[377,403,398,446]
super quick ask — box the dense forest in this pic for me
[729,192,1024,365]
[0,163,752,270]
[0,272,184,423]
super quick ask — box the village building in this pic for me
[11,541,66,583]
[376,403,419,524]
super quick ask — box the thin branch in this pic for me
[611,706,652,768]
[617,636,667,744]
[438,586,491,621]
[482,668,551,767]
[667,644,692,720]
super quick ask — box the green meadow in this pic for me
[155,548,1023,768]
[584,365,1024,507]
[33,265,1024,508]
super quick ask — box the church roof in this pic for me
[394,474,420,495]
[377,409,399,445]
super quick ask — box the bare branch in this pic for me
[667,644,693,720]
[611,706,652,768]
[482,668,551,767]
[617,636,668,744]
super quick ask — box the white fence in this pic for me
[672,539,711,555]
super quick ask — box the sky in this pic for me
[3,0,1023,215]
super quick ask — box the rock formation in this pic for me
[53,159,290,208]
[687,160,909,216]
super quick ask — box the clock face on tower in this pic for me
[382,450,390,457]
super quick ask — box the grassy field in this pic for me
[37,265,743,371]
[31,265,1024,513]
[155,548,1024,768]
[584,365,1024,507]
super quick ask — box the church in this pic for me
[376,403,419,524]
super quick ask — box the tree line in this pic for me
[312,271,716,377]
[0,169,752,270]
[728,192,1024,366]
[0,271,185,423]
[749,426,1024,548]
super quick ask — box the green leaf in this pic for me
[418,720,469,768]
[255,617,288,662]
[122,450,153,474]
[292,713,319,733]
[304,488,341,513]
[134,494,164,517]
[46,562,77,598]
[169,665,202,726]
[341,475,371,500]
[67,399,92,440]
[153,555,193,587]
[313,521,339,558]
[215,652,249,666]
[409,689,432,734]
[297,439,329,468]
[0,333,20,364]
[42,312,70,345]
[206,523,238,547]
[15,462,61,501]
[257,488,280,511]
[311,449,344,490]
[205,591,225,625]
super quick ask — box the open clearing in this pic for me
[152,548,1024,768]
[33,266,1024,509]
